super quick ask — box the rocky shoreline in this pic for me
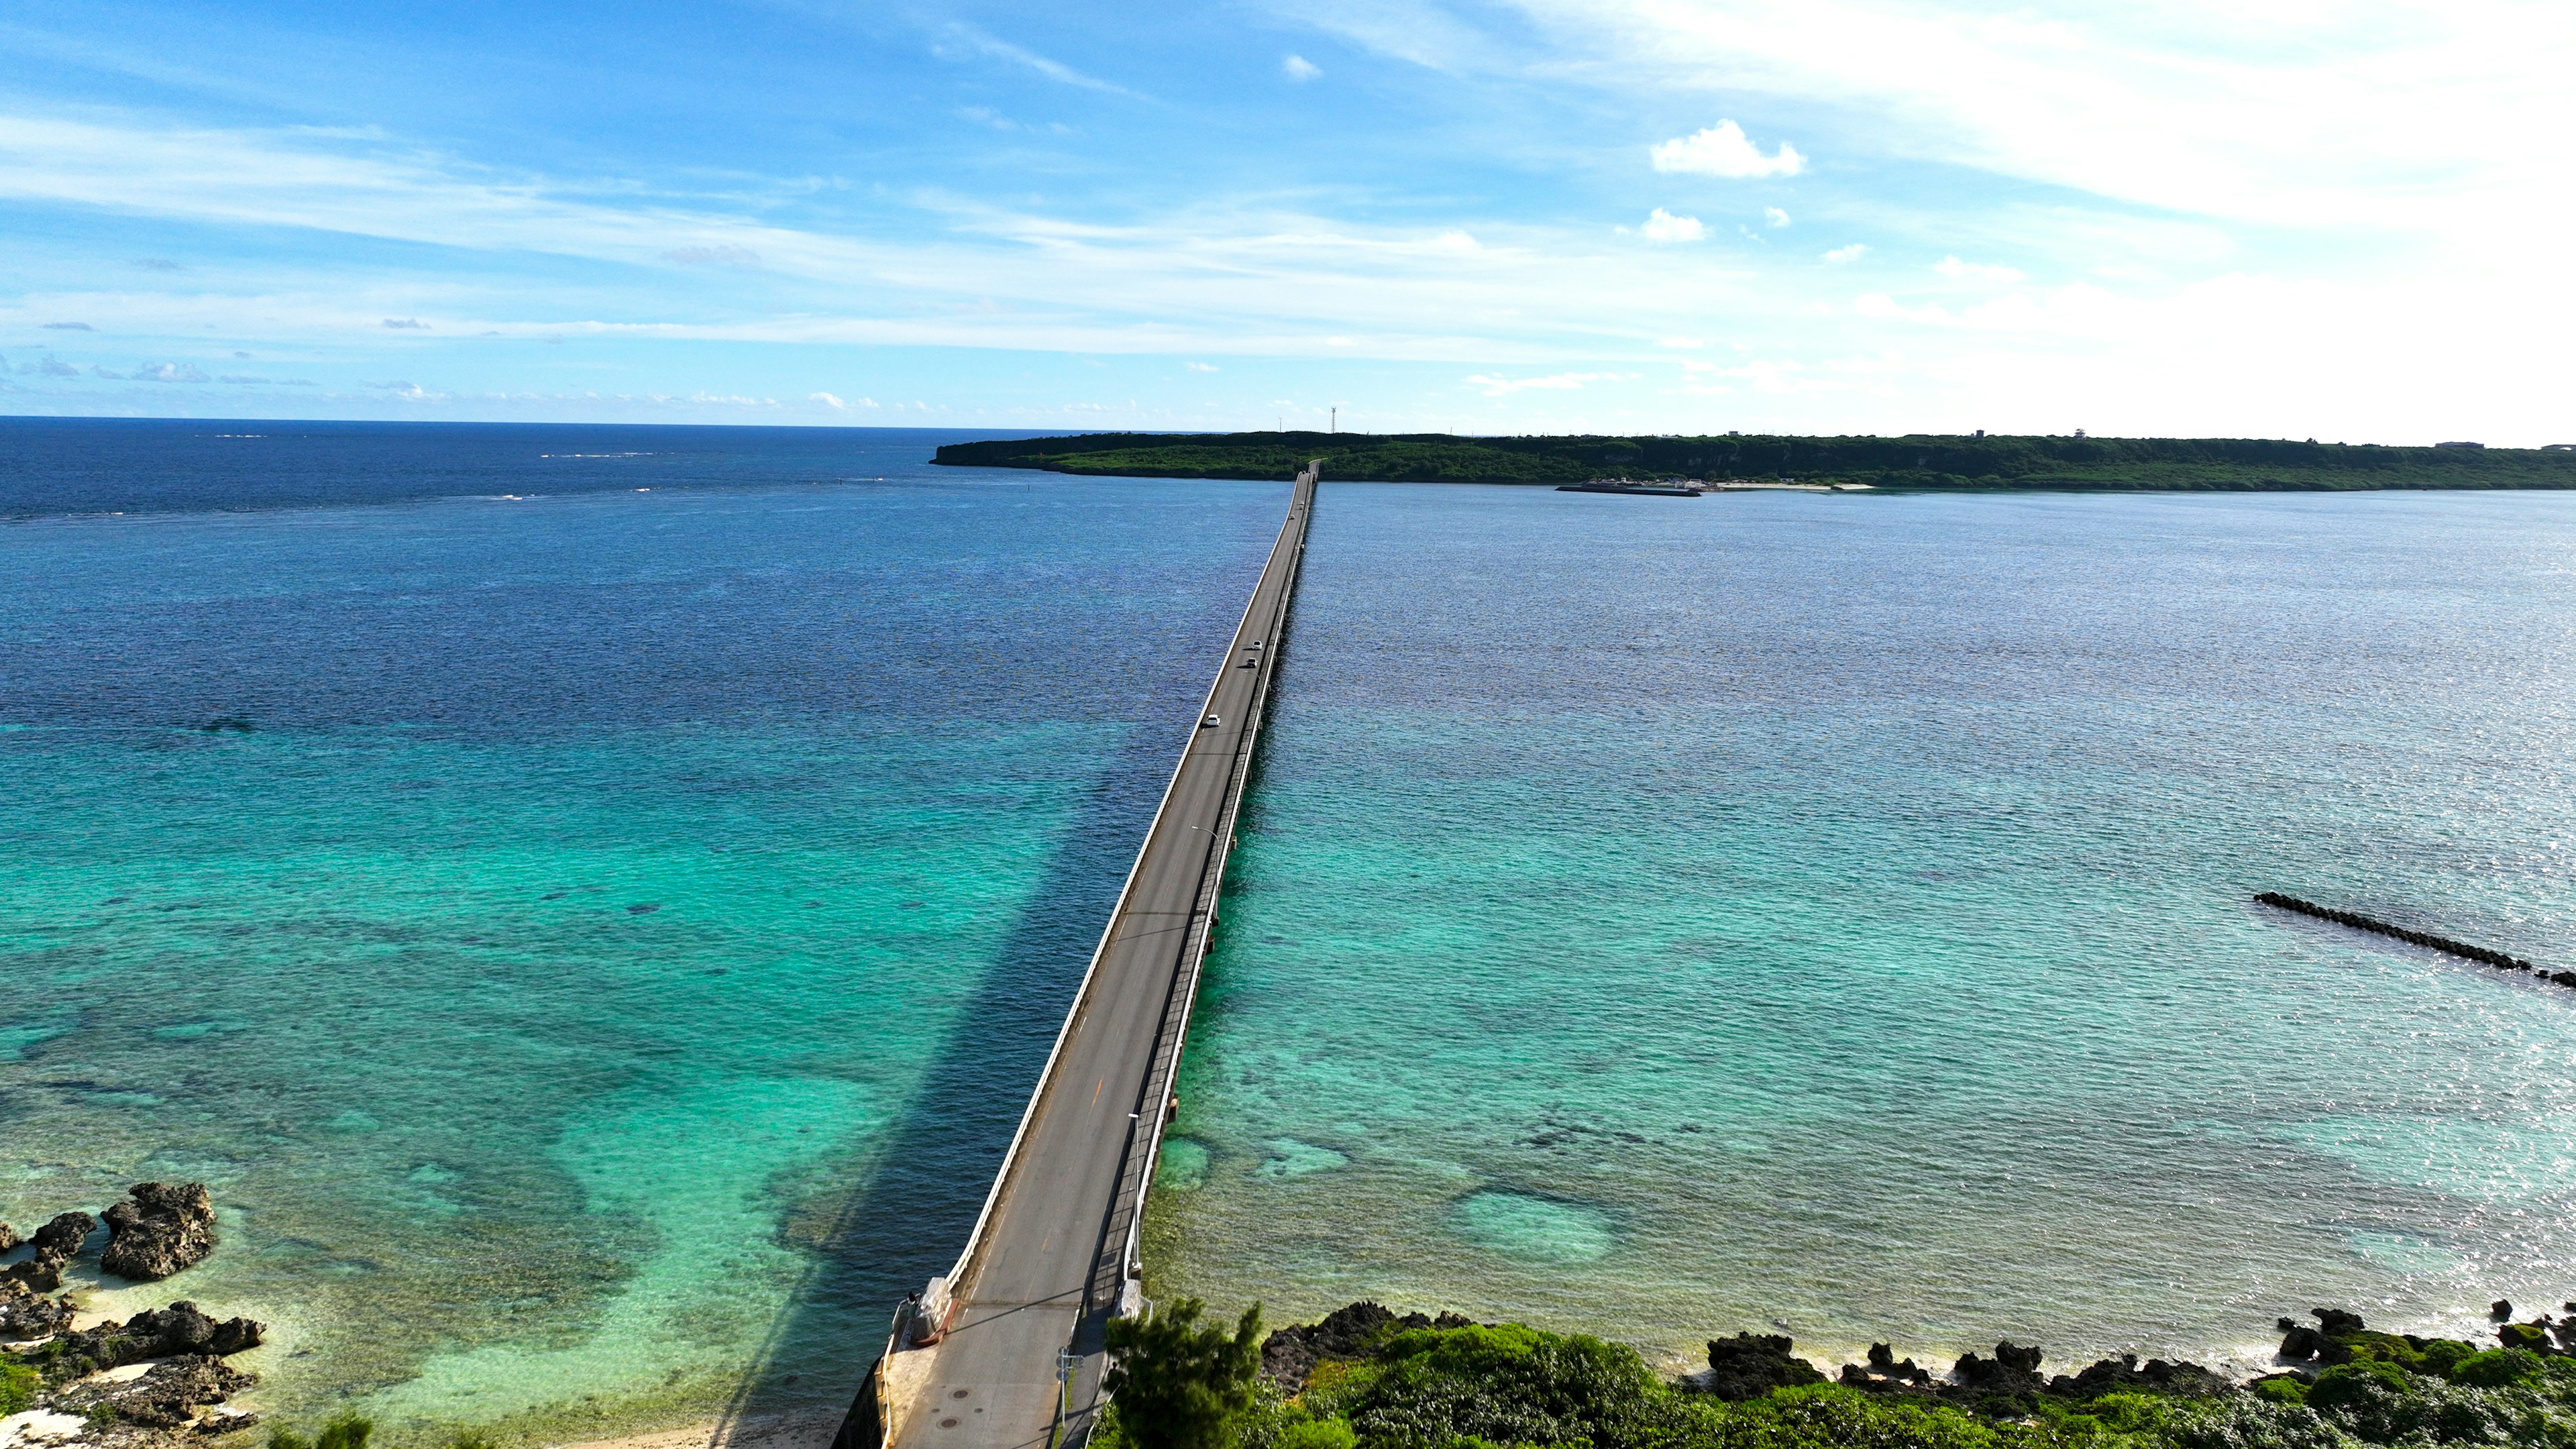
[2,1184,266,1449]
[1236,1289,2576,1423]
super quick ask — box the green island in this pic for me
[932,433,2576,491]
[1093,1298,2576,1449]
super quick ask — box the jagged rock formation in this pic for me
[0,1277,78,1340]
[1699,1333,1827,1400]
[101,1183,218,1282]
[3,1212,99,1292]
[51,1356,258,1428]
[40,1301,266,1381]
[1260,1302,1478,1389]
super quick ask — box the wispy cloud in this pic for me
[1187,360,1219,372]
[382,317,427,329]
[1464,370,1637,395]
[1823,244,1868,263]
[1650,121,1805,179]
[132,362,210,382]
[1282,54,1322,81]
[1764,207,1791,228]
[664,244,763,268]
[42,321,93,330]
[931,22,1146,99]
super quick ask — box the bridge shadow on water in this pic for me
[710,722,1191,1447]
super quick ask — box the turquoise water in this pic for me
[1153,484,2576,1374]
[0,425,1285,1438]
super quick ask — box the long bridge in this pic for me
[837,462,1321,1449]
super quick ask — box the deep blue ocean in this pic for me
[7,420,2576,1438]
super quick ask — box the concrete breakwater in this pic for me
[2255,892,2573,987]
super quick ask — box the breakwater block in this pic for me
[2254,892,2575,987]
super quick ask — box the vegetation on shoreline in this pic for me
[932,432,2576,491]
[1091,1297,2576,1449]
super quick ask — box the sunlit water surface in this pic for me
[1152,482,2576,1377]
[0,421,1284,1439]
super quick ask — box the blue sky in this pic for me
[3,0,2569,440]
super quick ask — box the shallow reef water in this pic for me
[0,421,1283,1437]
[1151,482,2576,1374]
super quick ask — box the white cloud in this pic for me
[1464,370,1637,395]
[1282,54,1322,81]
[1641,207,1705,241]
[1764,207,1792,228]
[1823,244,1869,263]
[811,391,846,409]
[1650,121,1806,179]
[1936,255,2026,282]
[133,361,209,382]
[1187,360,1219,372]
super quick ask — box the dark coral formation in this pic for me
[1699,1333,1827,1400]
[51,1356,258,1428]
[36,1301,266,1381]
[0,1277,78,1340]
[3,1211,99,1292]
[1260,1301,1477,1389]
[101,1183,219,1283]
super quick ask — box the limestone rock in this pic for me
[101,1184,217,1282]
[1701,1332,1827,1400]
[3,1212,99,1292]
[53,1355,258,1428]
[0,1276,78,1340]
[42,1301,266,1381]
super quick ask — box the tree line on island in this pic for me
[932,433,2576,492]
[1092,1295,2576,1449]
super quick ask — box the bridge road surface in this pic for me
[883,466,1318,1449]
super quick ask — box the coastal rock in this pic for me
[1260,1302,1470,1389]
[4,1212,99,1291]
[1835,1343,1933,1392]
[2491,1300,2514,1322]
[1951,1342,2047,1399]
[52,1355,258,1428]
[0,1220,19,1254]
[42,1301,266,1380]
[0,1277,78,1340]
[1699,1333,1826,1400]
[2277,1318,2325,1360]
[2497,1322,2548,1352]
[101,1184,217,1282]
[2047,1354,2231,1401]
[2313,1307,2365,1336]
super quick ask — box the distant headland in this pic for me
[933,431,2576,491]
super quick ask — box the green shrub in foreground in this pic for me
[1104,1299,1265,1449]
[0,1360,41,1416]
